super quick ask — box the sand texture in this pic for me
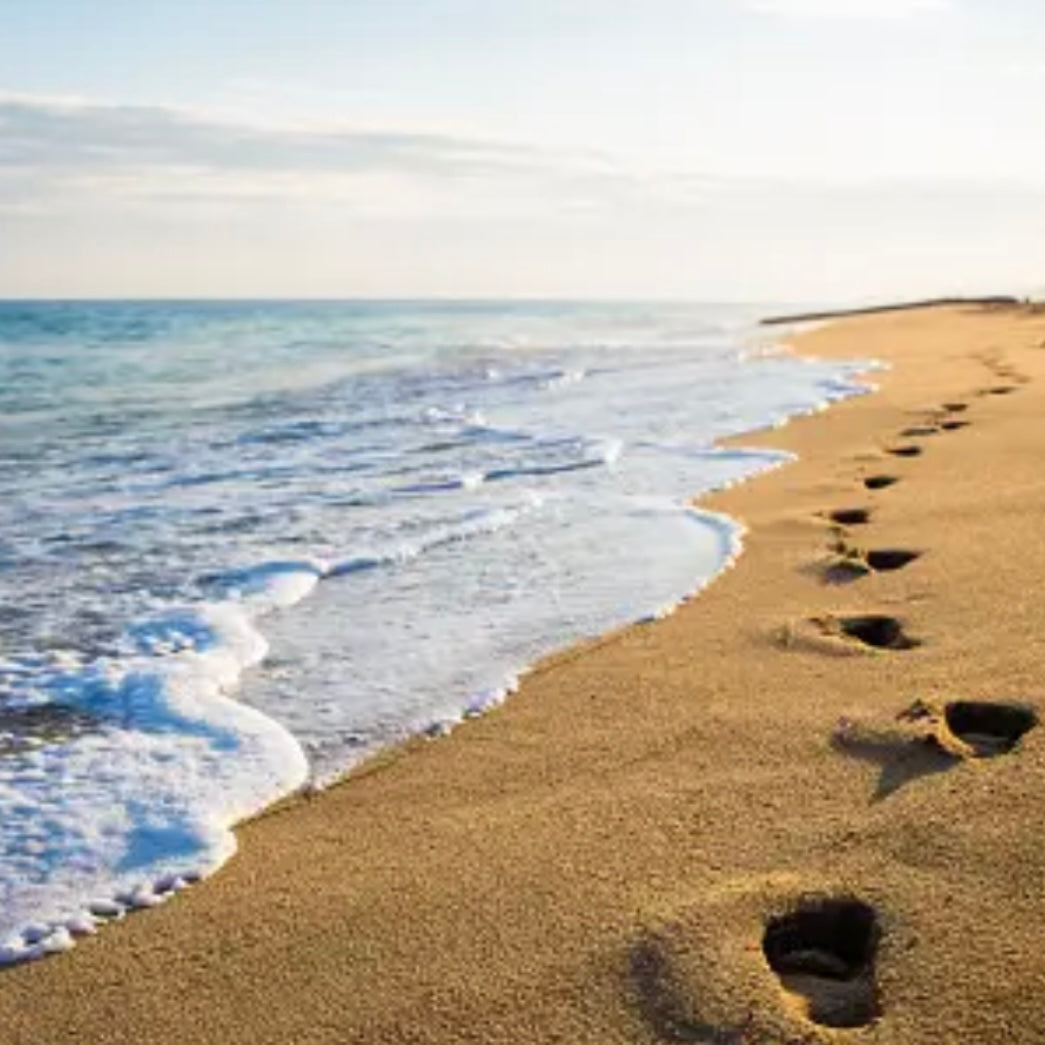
[3,303,1045,1043]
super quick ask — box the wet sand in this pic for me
[3,302,1045,1043]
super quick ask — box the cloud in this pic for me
[745,0,949,18]
[0,93,580,216]
[3,90,1043,302]
[0,93,545,176]
[0,93,763,224]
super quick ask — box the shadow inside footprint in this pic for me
[823,559,871,585]
[940,420,969,431]
[831,725,958,800]
[865,549,921,572]
[828,507,871,526]
[629,935,753,1044]
[942,402,968,412]
[763,898,880,1029]
[863,475,899,491]
[821,548,919,585]
[887,445,922,458]
[944,701,1038,757]
[838,615,920,649]
[900,425,938,437]
[982,386,1016,396]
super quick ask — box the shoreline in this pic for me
[4,300,1045,1042]
[229,313,864,814]
[243,327,840,816]
[760,294,1020,326]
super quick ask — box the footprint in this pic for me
[864,549,921,572]
[898,699,1038,758]
[992,367,1030,384]
[822,558,872,585]
[836,615,920,650]
[828,507,871,526]
[942,701,1038,757]
[789,614,922,654]
[979,386,1017,396]
[941,402,968,413]
[939,420,969,431]
[886,445,922,458]
[762,897,881,1029]
[863,475,899,491]
[900,426,938,438]
[821,547,920,585]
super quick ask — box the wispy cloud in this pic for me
[2,89,1035,224]
[0,92,613,221]
[3,91,1043,301]
[745,0,950,19]
[0,93,546,180]
[0,93,771,224]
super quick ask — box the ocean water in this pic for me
[0,299,871,962]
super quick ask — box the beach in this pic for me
[3,300,1045,1043]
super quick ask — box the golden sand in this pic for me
[2,303,1045,1043]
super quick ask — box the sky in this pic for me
[1,0,1045,301]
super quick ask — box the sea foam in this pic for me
[0,579,311,963]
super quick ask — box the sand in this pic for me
[3,302,1045,1043]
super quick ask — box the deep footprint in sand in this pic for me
[942,401,968,413]
[836,615,920,650]
[887,445,922,458]
[835,697,1028,799]
[900,425,938,438]
[864,549,921,571]
[863,475,899,491]
[943,700,1038,757]
[898,698,1038,759]
[939,420,969,431]
[822,558,872,584]
[822,548,920,585]
[793,614,922,653]
[828,507,871,526]
[763,897,881,1029]
[991,368,1030,385]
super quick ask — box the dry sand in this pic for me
[3,302,1045,1043]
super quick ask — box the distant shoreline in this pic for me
[761,295,1020,326]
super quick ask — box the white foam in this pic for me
[328,500,537,578]
[0,582,309,964]
[541,367,586,390]
[200,559,328,611]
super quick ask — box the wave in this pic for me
[325,501,536,577]
[0,496,549,961]
[0,596,308,964]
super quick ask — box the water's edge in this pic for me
[0,317,881,965]
[244,322,881,807]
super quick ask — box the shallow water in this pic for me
[0,299,871,961]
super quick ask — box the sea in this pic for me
[0,299,873,962]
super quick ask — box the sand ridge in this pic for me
[2,303,1045,1041]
